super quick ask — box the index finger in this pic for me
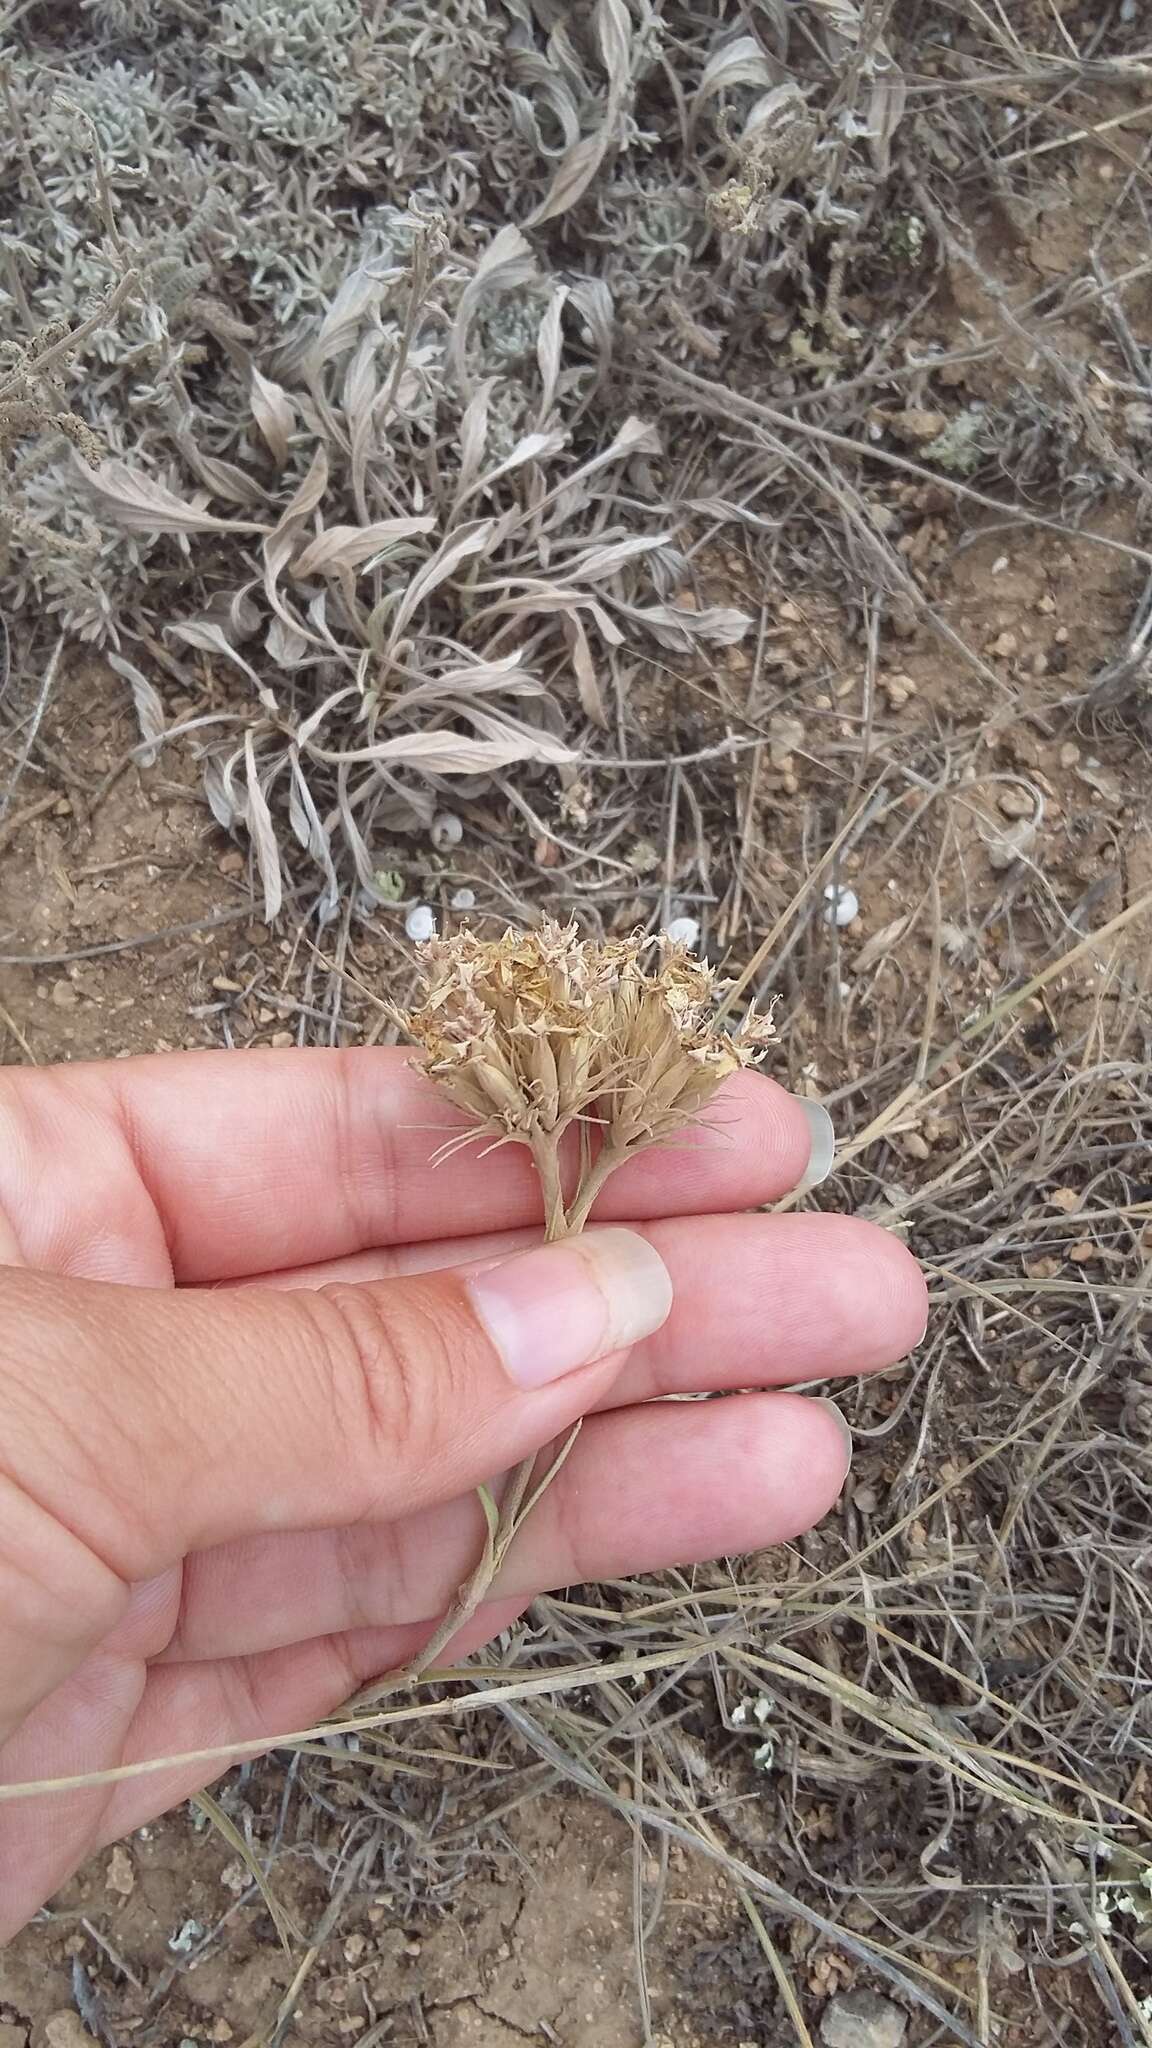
[0,1048,823,1282]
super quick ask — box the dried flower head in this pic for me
[400,921,774,1235]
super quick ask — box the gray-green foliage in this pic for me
[0,0,923,896]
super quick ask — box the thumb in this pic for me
[0,1229,670,1737]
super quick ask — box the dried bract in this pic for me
[400,921,774,1232]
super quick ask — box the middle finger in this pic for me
[234,1209,927,1409]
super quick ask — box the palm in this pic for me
[0,1047,924,1935]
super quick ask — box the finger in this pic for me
[165,1390,853,1661]
[0,1599,520,1945]
[241,1211,928,1402]
[0,1049,821,1281]
[107,1599,527,1850]
[0,1230,670,1738]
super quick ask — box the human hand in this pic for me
[0,1047,926,1939]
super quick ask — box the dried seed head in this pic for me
[400,921,775,1161]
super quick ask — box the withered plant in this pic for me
[347,917,774,1705]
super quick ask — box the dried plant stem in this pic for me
[348,1423,582,1714]
[562,1142,630,1236]
[349,1140,594,1714]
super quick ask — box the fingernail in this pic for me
[795,1098,836,1191]
[468,1228,673,1390]
[815,1398,854,1479]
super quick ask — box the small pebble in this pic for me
[51,978,78,1009]
[430,811,463,852]
[822,883,859,929]
[987,819,1036,871]
[997,786,1034,820]
[664,915,701,949]
[820,1991,907,2048]
[405,904,437,943]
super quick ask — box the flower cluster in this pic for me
[401,921,775,1196]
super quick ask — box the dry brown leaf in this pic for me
[561,533,673,583]
[81,458,268,536]
[456,377,497,499]
[250,367,297,468]
[562,608,608,727]
[168,618,279,711]
[291,515,435,579]
[689,34,775,128]
[618,601,752,651]
[536,285,569,420]
[308,728,575,773]
[107,651,167,765]
[852,917,911,974]
[388,520,495,644]
[528,129,613,230]
[243,730,284,922]
[304,264,386,379]
[450,225,537,390]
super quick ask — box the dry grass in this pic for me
[4,0,1152,2041]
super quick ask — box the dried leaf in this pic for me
[387,655,544,718]
[689,34,776,127]
[243,730,283,922]
[276,443,330,528]
[168,618,278,711]
[536,285,570,420]
[202,756,236,831]
[250,368,297,468]
[389,521,495,643]
[562,608,607,727]
[264,616,314,667]
[296,684,360,746]
[177,439,272,510]
[462,431,569,506]
[456,377,497,498]
[304,264,385,378]
[81,459,268,536]
[310,728,576,773]
[867,66,907,175]
[853,916,911,974]
[615,600,753,650]
[107,651,166,764]
[560,532,673,583]
[451,226,537,391]
[525,0,631,227]
[288,750,340,921]
[291,515,435,579]
[526,129,612,229]
[560,278,613,391]
[595,0,632,86]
